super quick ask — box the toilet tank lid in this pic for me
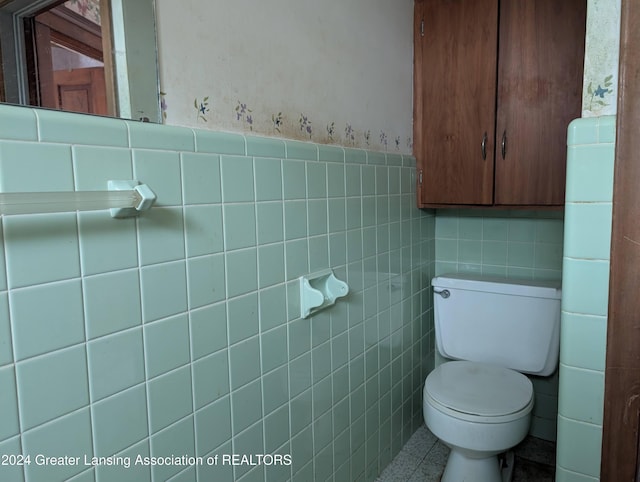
[431,273,561,299]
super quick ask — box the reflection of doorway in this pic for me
[1,0,160,121]
[24,0,114,115]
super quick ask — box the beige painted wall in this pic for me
[154,0,415,154]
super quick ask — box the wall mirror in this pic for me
[0,0,161,122]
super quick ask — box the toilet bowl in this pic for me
[424,274,561,482]
[423,361,534,482]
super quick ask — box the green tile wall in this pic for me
[434,209,565,441]
[0,104,434,482]
[555,116,615,482]
[434,210,564,281]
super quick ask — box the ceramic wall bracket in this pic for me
[299,269,349,318]
[108,180,157,218]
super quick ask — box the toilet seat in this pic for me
[425,361,534,423]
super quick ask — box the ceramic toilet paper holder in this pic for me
[299,269,349,318]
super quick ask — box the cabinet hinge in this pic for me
[420,19,424,37]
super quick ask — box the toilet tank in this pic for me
[432,274,562,376]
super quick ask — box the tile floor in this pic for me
[377,425,556,482]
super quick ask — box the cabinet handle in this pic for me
[501,130,507,159]
[481,132,487,160]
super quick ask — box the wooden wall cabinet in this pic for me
[413,0,586,208]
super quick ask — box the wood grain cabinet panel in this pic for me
[414,0,586,208]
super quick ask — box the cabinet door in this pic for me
[494,0,586,206]
[414,0,498,206]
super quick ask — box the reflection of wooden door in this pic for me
[53,67,107,115]
[24,3,114,116]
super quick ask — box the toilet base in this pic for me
[441,449,515,482]
[499,451,515,482]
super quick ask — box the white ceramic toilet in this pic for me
[423,274,561,482]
